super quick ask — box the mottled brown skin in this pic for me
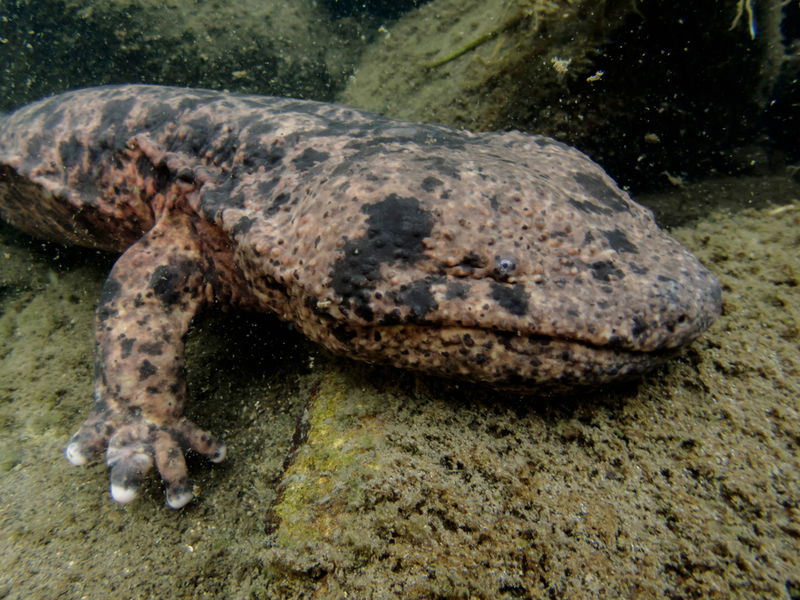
[0,85,721,508]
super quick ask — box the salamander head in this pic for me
[257,128,722,391]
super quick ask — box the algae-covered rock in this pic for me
[340,0,636,130]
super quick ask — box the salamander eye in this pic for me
[492,256,518,282]
[496,256,517,275]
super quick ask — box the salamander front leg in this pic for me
[65,209,226,508]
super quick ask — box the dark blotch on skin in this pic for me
[419,156,461,180]
[532,136,570,151]
[274,192,291,207]
[150,265,182,305]
[233,216,255,235]
[175,116,213,155]
[242,142,285,172]
[568,197,610,216]
[245,121,277,137]
[603,228,638,254]
[354,298,375,322]
[149,261,199,305]
[57,135,84,168]
[96,276,122,321]
[397,279,438,321]
[589,261,625,282]
[99,97,136,135]
[373,308,399,326]
[141,102,180,131]
[135,155,161,190]
[574,172,629,213]
[199,177,241,221]
[138,359,157,381]
[177,95,206,112]
[332,325,357,343]
[292,148,330,171]
[458,253,484,273]
[446,281,469,300]
[421,176,443,192]
[120,337,135,359]
[258,177,280,199]
[265,190,291,216]
[331,194,434,321]
[490,282,529,316]
[632,316,648,337]
[139,342,164,355]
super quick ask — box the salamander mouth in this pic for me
[340,323,678,392]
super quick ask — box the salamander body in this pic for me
[0,85,721,507]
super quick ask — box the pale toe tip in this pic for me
[209,443,227,463]
[110,483,138,504]
[166,490,194,510]
[65,442,88,466]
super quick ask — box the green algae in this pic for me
[342,0,634,130]
[270,368,387,550]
